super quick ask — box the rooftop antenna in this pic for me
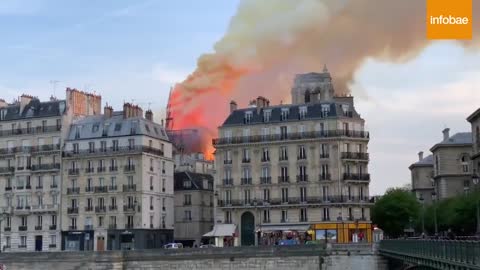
[49,80,60,97]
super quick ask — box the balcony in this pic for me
[85,167,95,173]
[4,227,11,232]
[297,155,307,160]
[213,130,370,146]
[279,156,288,161]
[126,224,134,229]
[260,177,271,185]
[124,165,135,172]
[26,184,32,190]
[343,173,370,181]
[0,125,60,138]
[123,184,136,192]
[278,176,290,183]
[18,244,27,248]
[35,225,42,231]
[31,163,60,172]
[109,224,117,229]
[85,206,93,212]
[49,244,57,248]
[216,196,373,207]
[319,174,331,181]
[0,167,14,175]
[341,152,369,161]
[223,160,233,165]
[94,186,108,193]
[49,225,57,230]
[68,168,79,175]
[261,157,270,162]
[36,185,43,190]
[85,186,94,192]
[67,187,80,195]
[109,205,118,211]
[296,175,308,182]
[50,184,58,189]
[97,167,106,173]
[123,205,139,212]
[320,153,330,159]
[63,145,164,158]
[19,226,28,231]
[95,206,106,213]
[109,166,118,172]
[241,178,252,185]
[5,186,12,191]
[242,158,250,163]
[14,205,31,214]
[108,185,117,191]
[69,226,77,230]
[222,179,233,186]
[31,204,58,213]
[67,207,79,214]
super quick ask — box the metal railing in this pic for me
[379,240,480,267]
[63,146,164,158]
[217,196,373,207]
[31,163,60,171]
[0,125,61,137]
[343,173,370,181]
[213,130,369,146]
[341,152,369,160]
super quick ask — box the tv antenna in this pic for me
[49,80,60,97]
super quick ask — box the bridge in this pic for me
[379,240,480,270]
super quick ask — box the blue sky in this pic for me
[1,0,480,194]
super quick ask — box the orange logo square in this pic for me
[426,0,472,40]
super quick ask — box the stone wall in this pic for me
[0,245,388,270]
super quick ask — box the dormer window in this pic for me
[281,108,289,121]
[321,104,330,117]
[183,180,192,189]
[263,110,271,122]
[0,109,6,120]
[299,106,307,119]
[244,111,253,124]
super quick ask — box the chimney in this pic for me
[418,151,424,161]
[145,110,153,121]
[161,119,164,127]
[123,103,143,118]
[255,96,270,114]
[442,128,450,141]
[0,99,7,108]
[104,105,113,118]
[20,94,34,113]
[230,100,237,113]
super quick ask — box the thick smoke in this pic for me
[169,0,479,158]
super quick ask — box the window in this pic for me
[184,194,192,205]
[280,166,288,182]
[242,167,251,184]
[280,146,288,161]
[263,110,271,122]
[263,210,270,223]
[5,236,10,248]
[92,124,99,133]
[6,216,11,227]
[20,236,27,247]
[281,210,288,222]
[261,127,269,141]
[127,176,134,186]
[244,189,251,204]
[461,155,470,173]
[299,106,307,119]
[114,123,122,131]
[162,198,166,211]
[281,188,289,203]
[263,189,270,201]
[100,141,107,152]
[321,104,330,117]
[225,211,232,223]
[262,148,270,161]
[51,215,57,226]
[244,111,253,124]
[98,216,104,227]
[89,142,95,153]
[110,197,116,208]
[322,186,329,201]
[300,187,307,202]
[320,164,329,179]
[320,144,329,157]
[127,216,134,227]
[298,145,306,159]
[300,208,308,222]
[280,108,289,121]
[183,180,191,189]
[110,177,116,188]
[37,215,42,226]
[162,178,166,192]
[128,139,135,149]
[224,150,232,162]
[184,210,192,221]
[112,140,119,151]
[110,216,117,226]
[261,167,270,178]
[323,208,330,221]
[298,165,307,181]
[150,196,154,209]
[21,216,27,226]
[150,176,154,190]
[242,148,250,162]
[280,126,288,140]
[150,215,154,227]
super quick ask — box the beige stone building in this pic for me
[0,89,99,252]
[409,152,434,204]
[467,108,480,180]
[430,128,473,200]
[61,104,174,251]
[213,69,373,246]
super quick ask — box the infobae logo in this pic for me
[426,0,472,40]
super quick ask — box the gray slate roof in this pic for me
[0,99,66,121]
[222,102,359,126]
[438,132,472,146]
[174,171,213,191]
[411,154,434,167]
[66,112,169,141]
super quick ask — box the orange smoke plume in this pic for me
[169,0,480,159]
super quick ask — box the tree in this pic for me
[371,188,420,238]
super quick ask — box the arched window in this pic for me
[304,90,311,103]
[460,155,470,173]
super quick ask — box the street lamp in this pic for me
[431,191,438,236]
[419,195,425,236]
[472,173,480,235]
[0,209,8,252]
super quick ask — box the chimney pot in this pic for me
[442,128,450,141]
[145,110,153,121]
[418,151,424,161]
[104,105,113,118]
[230,100,237,113]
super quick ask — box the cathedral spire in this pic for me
[323,64,329,73]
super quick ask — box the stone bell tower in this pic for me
[291,64,335,104]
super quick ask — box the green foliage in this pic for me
[371,188,420,237]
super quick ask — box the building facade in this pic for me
[430,128,473,200]
[467,108,480,180]
[409,152,434,204]
[213,69,372,246]
[61,104,174,251]
[173,171,214,247]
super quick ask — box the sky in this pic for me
[1,0,480,195]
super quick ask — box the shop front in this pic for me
[62,230,95,251]
[311,221,372,243]
[257,224,312,246]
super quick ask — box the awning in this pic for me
[203,224,236,237]
[257,224,311,232]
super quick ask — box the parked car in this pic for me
[199,244,217,248]
[277,239,298,246]
[163,243,183,249]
